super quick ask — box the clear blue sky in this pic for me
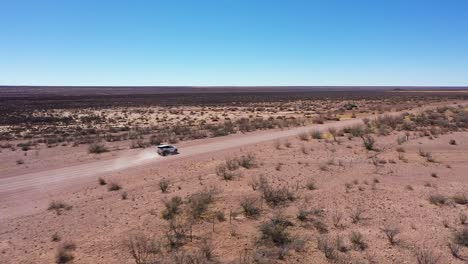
[1,0,468,86]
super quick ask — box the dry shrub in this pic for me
[162,196,183,220]
[259,214,293,247]
[317,235,337,260]
[310,130,322,139]
[447,241,463,260]
[414,248,441,264]
[296,207,322,222]
[381,226,401,245]
[215,164,236,180]
[459,213,467,225]
[238,153,257,169]
[344,125,365,137]
[88,142,109,154]
[349,231,367,251]
[159,178,170,193]
[305,178,317,191]
[259,178,296,207]
[452,193,467,205]
[419,149,436,162]
[126,233,161,264]
[298,132,310,141]
[240,197,261,218]
[361,135,375,150]
[428,194,448,206]
[108,182,122,191]
[166,219,191,249]
[453,228,468,247]
[56,242,76,264]
[332,211,344,228]
[48,200,72,215]
[350,207,365,224]
[98,177,107,185]
[225,157,240,170]
[187,188,217,220]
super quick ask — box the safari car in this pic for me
[157,144,179,156]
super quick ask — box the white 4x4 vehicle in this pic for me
[157,144,179,156]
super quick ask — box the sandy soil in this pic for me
[0,102,467,264]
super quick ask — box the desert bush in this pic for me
[296,207,322,222]
[332,210,344,228]
[259,180,296,207]
[108,182,122,191]
[335,235,348,253]
[126,233,161,264]
[162,196,183,220]
[306,178,317,190]
[166,219,190,249]
[56,242,76,264]
[187,188,217,220]
[374,114,404,130]
[397,135,408,145]
[88,142,109,154]
[300,145,311,155]
[16,159,24,165]
[314,219,329,234]
[361,135,375,150]
[298,132,309,141]
[459,213,467,225]
[349,231,367,251]
[259,214,293,247]
[328,127,338,141]
[130,139,151,149]
[382,226,401,245]
[449,139,457,145]
[48,201,72,215]
[344,125,365,137]
[447,241,463,260]
[453,228,468,247]
[429,194,448,206]
[159,178,170,193]
[215,211,226,222]
[238,153,257,169]
[121,192,128,200]
[452,193,467,205]
[419,149,436,162]
[414,248,441,264]
[149,135,163,145]
[240,197,261,218]
[310,130,322,139]
[216,164,237,181]
[52,233,61,242]
[274,140,282,150]
[225,157,240,170]
[317,235,337,260]
[98,177,107,185]
[350,207,365,224]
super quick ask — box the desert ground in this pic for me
[0,87,467,264]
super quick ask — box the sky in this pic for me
[1,0,468,86]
